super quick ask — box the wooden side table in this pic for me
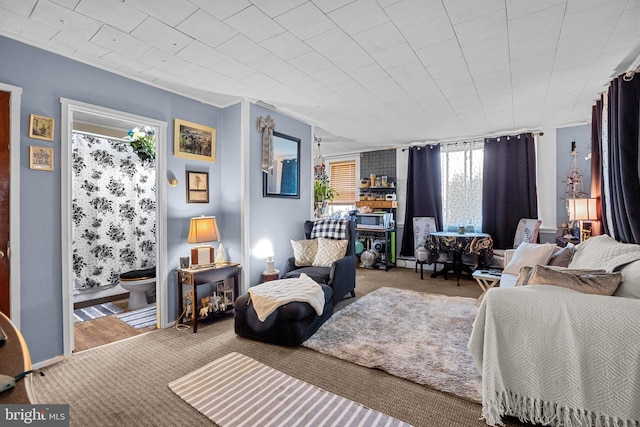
[177,262,240,333]
[472,270,501,303]
[260,269,280,283]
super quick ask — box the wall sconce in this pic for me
[187,215,220,267]
[568,198,598,241]
[253,239,275,273]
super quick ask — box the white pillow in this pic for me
[290,239,318,266]
[313,238,348,267]
[614,260,640,299]
[503,242,557,276]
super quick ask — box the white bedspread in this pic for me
[248,273,325,322]
[468,285,640,427]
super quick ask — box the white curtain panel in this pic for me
[71,132,156,290]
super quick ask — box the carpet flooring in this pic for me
[170,352,412,427]
[32,267,526,427]
[115,304,156,329]
[303,287,482,403]
[73,302,123,323]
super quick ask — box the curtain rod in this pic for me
[400,131,544,151]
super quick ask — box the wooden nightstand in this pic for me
[260,269,280,283]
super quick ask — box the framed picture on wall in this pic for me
[29,114,55,141]
[186,170,209,203]
[174,119,216,163]
[29,145,54,171]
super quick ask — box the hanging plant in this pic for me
[126,126,156,161]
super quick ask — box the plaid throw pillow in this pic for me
[310,219,348,240]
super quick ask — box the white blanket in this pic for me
[468,285,640,427]
[248,273,325,322]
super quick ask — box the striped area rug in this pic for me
[73,302,123,323]
[169,352,413,427]
[115,304,156,329]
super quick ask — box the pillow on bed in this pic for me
[614,260,640,299]
[527,265,622,296]
[548,244,575,267]
[503,243,557,276]
[291,239,318,266]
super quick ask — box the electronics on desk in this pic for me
[385,193,396,201]
[356,213,393,229]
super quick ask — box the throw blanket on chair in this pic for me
[468,285,640,427]
[248,273,325,322]
[310,219,348,240]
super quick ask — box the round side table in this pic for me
[260,269,280,283]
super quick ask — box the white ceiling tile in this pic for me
[401,15,456,50]
[176,40,229,68]
[101,51,151,73]
[467,55,510,75]
[347,63,389,84]
[454,10,507,46]
[75,0,146,33]
[91,25,149,57]
[309,66,352,85]
[562,0,628,36]
[306,28,358,56]
[216,34,269,64]
[328,0,389,36]
[614,6,640,32]
[415,38,462,67]
[443,0,504,25]
[139,47,190,72]
[384,0,447,29]
[0,8,55,38]
[211,58,257,79]
[353,21,405,54]
[224,6,285,42]
[565,0,622,15]
[329,46,375,71]
[123,0,198,27]
[176,9,237,49]
[507,4,565,42]
[250,0,307,18]
[130,17,193,55]
[274,2,335,40]
[288,51,334,74]
[509,30,561,59]
[140,66,186,83]
[51,30,111,56]
[510,49,555,74]
[313,0,357,13]
[371,42,417,69]
[31,0,101,39]
[460,35,508,63]
[241,71,281,89]
[553,47,606,72]
[472,68,511,89]
[248,54,295,76]
[259,31,311,60]
[506,0,565,19]
[0,0,38,16]
[274,68,318,88]
[51,0,79,8]
[188,0,251,20]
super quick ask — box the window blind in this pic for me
[329,161,356,204]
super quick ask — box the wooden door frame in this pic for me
[0,82,22,328]
[60,98,168,358]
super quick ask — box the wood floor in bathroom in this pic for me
[73,299,156,353]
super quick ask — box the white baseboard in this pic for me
[32,355,67,370]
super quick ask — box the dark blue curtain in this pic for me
[400,145,442,257]
[604,74,640,243]
[280,159,298,195]
[481,133,538,249]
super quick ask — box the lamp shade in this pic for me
[568,198,598,221]
[187,216,220,244]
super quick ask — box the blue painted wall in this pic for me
[556,125,592,227]
[0,35,224,363]
[249,104,312,286]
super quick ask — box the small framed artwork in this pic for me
[174,119,216,163]
[186,170,209,203]
[29,146,54,171]
[29,114,55,141]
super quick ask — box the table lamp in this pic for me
[187,215,220,267]
[253,239,275,273]
[568,198,598,241]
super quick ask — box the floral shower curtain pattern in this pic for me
[72,132,156,290]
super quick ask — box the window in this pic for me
[328,160,356,216]
[441,141,484,231]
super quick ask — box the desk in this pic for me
[177,263,240,333]
[426,232,493,283]
[0,312,33,404]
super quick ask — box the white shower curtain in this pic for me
[71,132,156,291]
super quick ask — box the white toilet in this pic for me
[119,267,156,310]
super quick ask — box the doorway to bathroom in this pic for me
[61,99,168,356]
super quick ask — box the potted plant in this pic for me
[314,179,337,203]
